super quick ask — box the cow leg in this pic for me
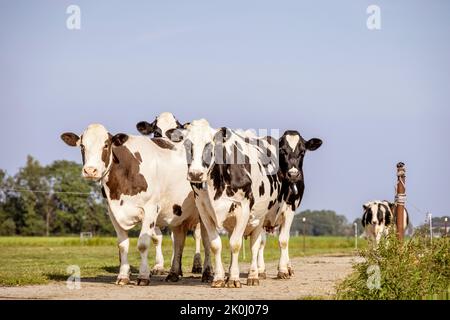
[277,208,294,279]
[191,223,203,274]
[226,203,250,289]
[247,225,263,286]
[166,224,187,282]
[136,206,158,286]
[257,230,267,279]
[108,211,131,285]
[200,220,214,283]
[150,227,165,275]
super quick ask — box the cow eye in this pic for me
[104,143,109,149]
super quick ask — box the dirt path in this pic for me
[0,255,362,300]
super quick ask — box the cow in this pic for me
[166,119,283,288]
[262,130,322,279]
[362,200,409,245]
[61,123,213,285]
[136,112,183,138]
[137,112,203,274]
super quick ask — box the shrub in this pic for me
[336,232,449,300]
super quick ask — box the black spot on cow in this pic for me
[268,200,275,210]
[150,222,155,229]
[120,200,124,206]
[259,182,265,197]
[173,204,182,216]
[229,203,237,213]
[101,187,107,199]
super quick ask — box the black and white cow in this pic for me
[263,130,322,278]
[61,124,212,285]
[166,119,286,288]
[362,200,409,245]
[137,112,203,274]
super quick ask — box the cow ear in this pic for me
[214,127,232,144]
[61,132,80,147]
[363,203,369,211]
[136,121,156,136]
[112,133,129,147]
[306,138,322,151]
[166,128,185,143]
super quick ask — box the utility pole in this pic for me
[302,217,306,253]
[354,222,358,250]
[395,162,406,241]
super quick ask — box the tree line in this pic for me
[1,155,426,237]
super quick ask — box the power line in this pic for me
[0,188,93,196]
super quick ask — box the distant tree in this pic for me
[0,156,114,236]
[292,210,350,236]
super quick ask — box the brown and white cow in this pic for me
[362,200,409,245]
[61,124,213,285]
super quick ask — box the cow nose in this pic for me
[83,167,98,177]
[287,171,300,179]
[188,171,204,182]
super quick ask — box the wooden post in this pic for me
[395,162,406,241]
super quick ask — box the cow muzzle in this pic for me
[187,171,205,183]
[287,169,302,182]
[83,166,101,180]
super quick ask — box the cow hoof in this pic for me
[151,268,165,276]
[165,272,181,282]
[259,272,267,280]
[288,267,295,277]
[202,271,214,283]
[247,278,260,286]
[192,266,203,274]
[277,272,290,280]
[192,253,203,274]
[211,280,225,288]
[115,278,130,286]
[136,278,150,286]
[226,280,242,288]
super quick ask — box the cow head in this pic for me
[166,119,226,183]
[278,131,322,183]
[362,200,394,227]
[136,112,183,138]
[61,124,113,181]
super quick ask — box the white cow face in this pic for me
[167,119,219,183]
[61,124,113,181]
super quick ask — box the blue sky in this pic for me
[0,0,449,224]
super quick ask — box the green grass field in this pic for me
[0,235,366,286]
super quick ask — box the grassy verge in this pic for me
[336,233,450,300]
[0,235,364,286]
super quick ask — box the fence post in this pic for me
[445,217,448,237]
[354,222,358,250]
[395,162,406,241]
[302,217,306,253]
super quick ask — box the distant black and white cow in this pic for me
[263,130,322,278]
[137,112,203,274]
[166,119,281,288]
[362,200,409,244]
[61,124,212,285]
